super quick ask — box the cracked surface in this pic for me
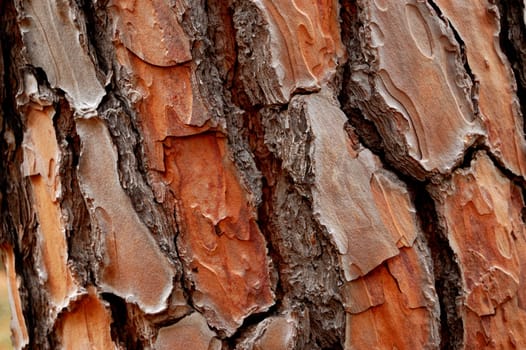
[344,244,439,349]
[434,0,526,179]
[234,0,344,104]
[22,103,77,313]
[76,117,175,314]
[431,152,526,347]
[346,0,484,179]
[16,0,105,112]
[2,0,526,348]
[56,288,115,350]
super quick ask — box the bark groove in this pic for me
[1,0,526,349]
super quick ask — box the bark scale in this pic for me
[0,0,525,349]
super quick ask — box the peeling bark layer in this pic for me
[56,288,116,350]
[21,97,77,314]
[16,0,105,112]
[234,0,344,104]
[76,117,175,314]
[344,0,483,179]
[344,244,439,349]
[1,0,526,349]
[434,0,526,178]
[431,152,526,348]
[0,244,28,349]
[162,135,275,335]
[111,0,274,335]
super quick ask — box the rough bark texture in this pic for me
[0,0,525,349]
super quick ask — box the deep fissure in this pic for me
[222,0,347,346]
[429,0,481,116]
[413,185,464,350]
[337,2,467,348]
[339,103,466,349]
[0,1,46,347]
[3,0,526,348]
[497,0,526,137]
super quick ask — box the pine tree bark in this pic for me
[0,0,525,349]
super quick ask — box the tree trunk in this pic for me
[0,0,525,349]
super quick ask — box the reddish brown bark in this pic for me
[0,0,525,349]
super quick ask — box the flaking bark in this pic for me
[1,0,526,349]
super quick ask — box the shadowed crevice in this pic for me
[101,293,142,350]
[230,103,345,349]
[338,2,465,348]
[0,1,56,348]
[496,0,526,137]
[207,1,342,347]
[224,302,280,348]
[413,185,464,350]
[428,0,480,117]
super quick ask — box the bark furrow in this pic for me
[0,0,525,349]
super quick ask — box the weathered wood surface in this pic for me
[0,0,525,349]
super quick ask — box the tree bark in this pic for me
[0,0,525,349]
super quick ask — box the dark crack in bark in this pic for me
[428,0,481,117]
[101,292,143,350]
[248,110,345,350]
[338,2,465,349]
[54,94,94,286]
[0,1,61,348]
[497,0,526,136]
[414,185,464,350]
